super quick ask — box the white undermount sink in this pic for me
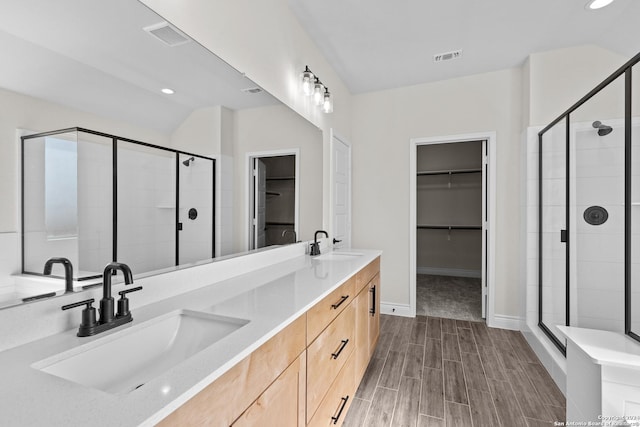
[32,310,249,394]
[314,251,364,261]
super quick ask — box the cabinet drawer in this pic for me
[307,304,355,422]
[356,257,380,293]
[232,352,305,427]
[307,351,356,427]
[307,276,355,344]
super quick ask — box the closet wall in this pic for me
[416,141,483,276]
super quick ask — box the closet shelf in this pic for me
[266,176,295,181]
[417,224,482,230]
[265,221,294,226]
[417,168,482,176]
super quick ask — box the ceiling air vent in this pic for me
[143,22,191,47]
[433,49,463,63]
[241,87,263,94]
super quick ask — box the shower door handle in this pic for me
[560,229,567,243]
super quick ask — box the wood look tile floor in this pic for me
[343,315,566,427]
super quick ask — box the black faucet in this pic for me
[282,229,297,243]
[43,257,74,293]
[100,262,134,324]
[61,262,142,337]
[310,230,328,256]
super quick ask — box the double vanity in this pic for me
[0,247,381,426]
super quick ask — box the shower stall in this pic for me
[537,53,640,353]
[22,127,215,280]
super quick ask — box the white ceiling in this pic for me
[0,0,278,134]
[288,0,640,94]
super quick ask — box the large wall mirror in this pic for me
[0,0,323,307]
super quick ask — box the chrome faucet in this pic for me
[310,230,328,256]
[43,257,74,293]
[62,262,142,337]
[282,229,297,243]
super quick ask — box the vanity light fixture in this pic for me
[313,78,325,106]
[322,88,333,114]
[161,88,175,95]
[301,66,333,113]
[301,66,315,96]
[585,0,615,9]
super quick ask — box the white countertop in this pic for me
[557,325,640,370]
[0,249,381,427]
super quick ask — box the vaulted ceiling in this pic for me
[288,0,640,93]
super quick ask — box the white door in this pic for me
[253,158,266,249]
[331,133,351,248]
[481,140,488,318]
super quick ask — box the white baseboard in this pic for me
[489,314,524,330]
[380,302,412,317]
[417,267,481,278]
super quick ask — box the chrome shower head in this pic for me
[182,156,195,166]
[592,121,613,136]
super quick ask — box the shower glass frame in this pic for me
[538,52,640,351]
[21,127,216,281]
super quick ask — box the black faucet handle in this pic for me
[117,286,142,318]
[118,286,143,297]
[62,298,97,329]
[62,298,95,311]
[333,238,342,244]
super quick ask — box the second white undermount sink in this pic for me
[314,251,363,261]
[33,310,249,394]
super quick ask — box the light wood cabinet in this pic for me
[368,273,380,357]
[307,304,355,421]
[355,269,380,382]
[307,352,356,427]
[158,315,306,427]
[159,256,380,427]
[232,352,306,427]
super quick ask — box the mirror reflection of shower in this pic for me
[592,120,613,136]
[182,156,195,166]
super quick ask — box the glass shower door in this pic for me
[177,154,214,265]
[570,74,626,332]
[539,118,568,352]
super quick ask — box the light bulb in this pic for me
[313,79,325,106]
[301,67,314,96]
[322,90,333,113]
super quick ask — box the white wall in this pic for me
[526,45,629,127]
[352,68,523,315]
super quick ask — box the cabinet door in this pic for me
[368,274,380,357]
[354,286,370,382]
[233,352,306,427]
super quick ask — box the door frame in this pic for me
[329,129,352,248]
[246,148,300,250]
[409,132,497,325]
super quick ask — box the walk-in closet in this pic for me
[416,140,484,320]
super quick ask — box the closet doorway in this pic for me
[248,152,298,250]
[409,133,496,323]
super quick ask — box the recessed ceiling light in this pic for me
[161,88,175,95]
[586,0,615,10]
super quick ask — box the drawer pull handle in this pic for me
[332,339,349,359]
[369,285,376,316]
[331,396,349,424]
[331,295,349,309]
